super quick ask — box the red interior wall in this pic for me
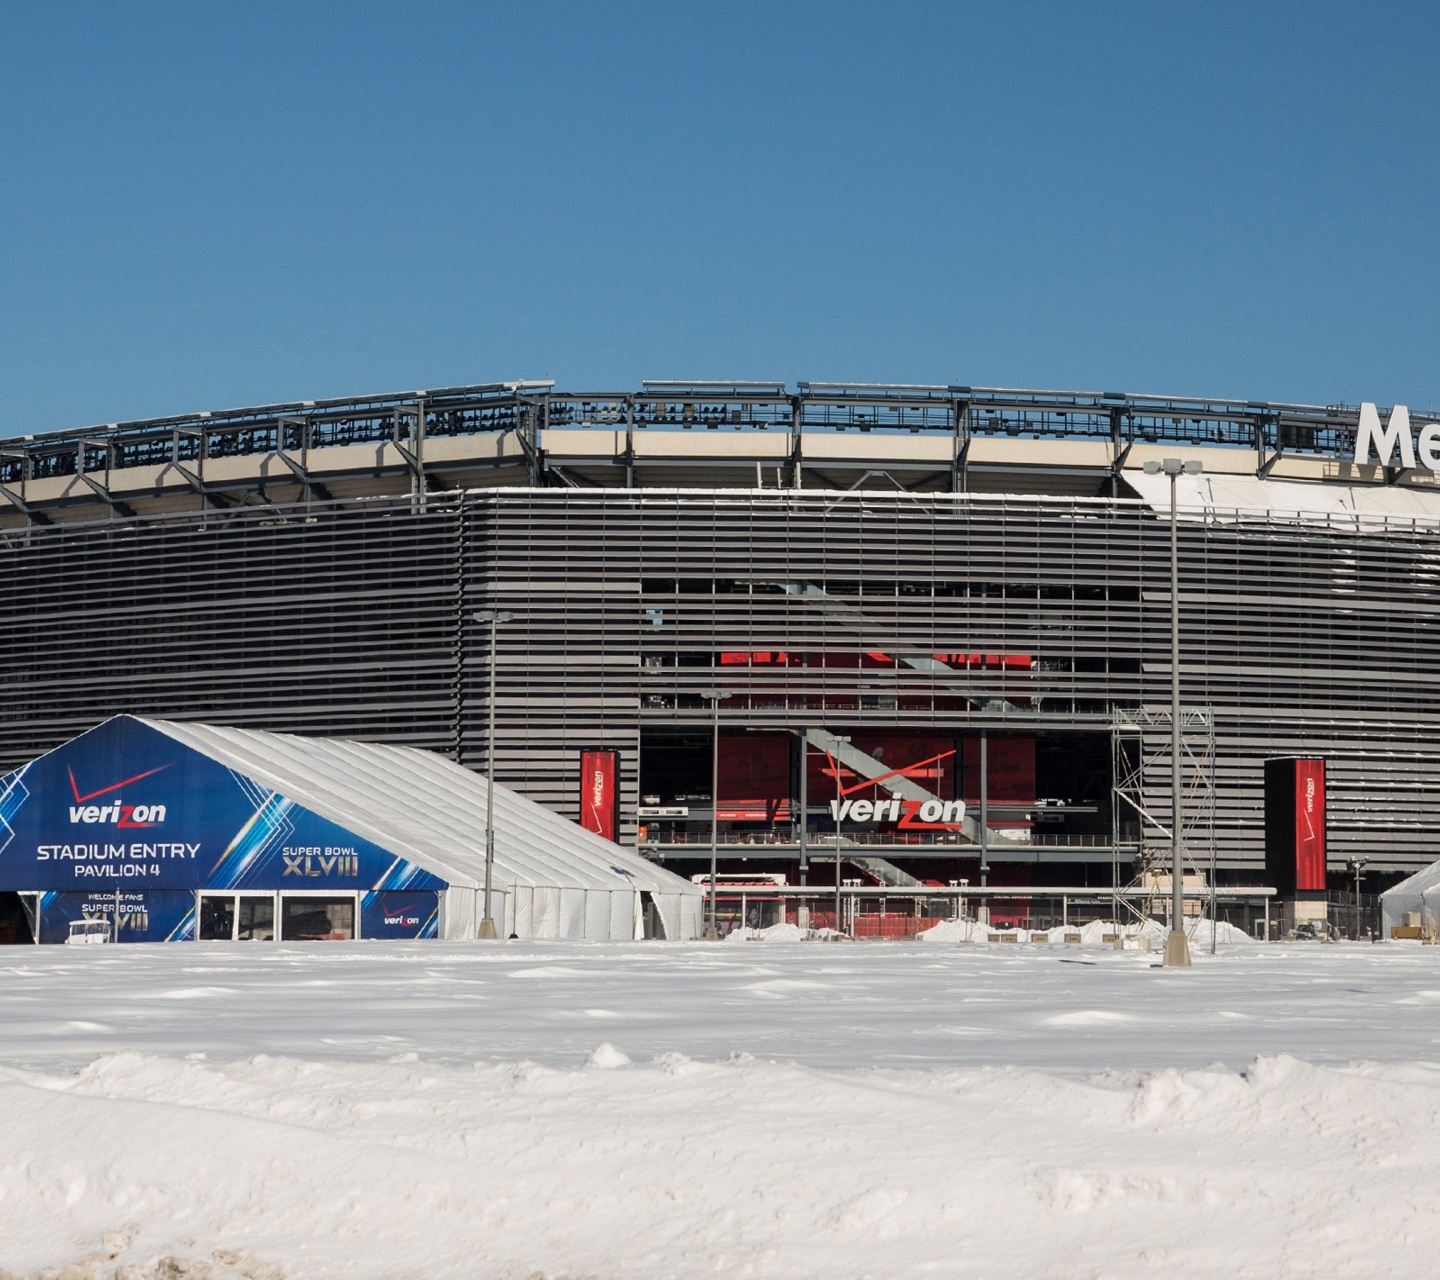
[805,734,957,804]
[961,736,1036,827]
[717,734,791,821]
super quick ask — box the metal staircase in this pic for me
[805,727,1009,850]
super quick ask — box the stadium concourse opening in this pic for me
[648,728,1117,927]
[640,725,1118,935]
[0,716,703,944]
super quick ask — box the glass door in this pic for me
[236,895,276,940]
[198,894,236,940]
[279,895,356,941]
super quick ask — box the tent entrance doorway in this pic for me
[198,893,355,940]
[198,894,277,941]
[0,892,37,944]
[280,894,356,941]
[641,891,667,940]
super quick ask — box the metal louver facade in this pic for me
[2,481,1438,878]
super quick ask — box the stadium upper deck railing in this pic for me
[0,379,1370,486]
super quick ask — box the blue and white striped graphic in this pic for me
[205,771,297,889]
[0,764,32,859]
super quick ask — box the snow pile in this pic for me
[723,921,807,943]
[1186,918,1257,946]
[586,1040,632,1069]
[0,940,1415,1077]
[2,940,1439,1276]
[4,1048,1440,1277]
[917,917,995,942]
[919,916,1255,946]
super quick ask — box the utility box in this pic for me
[1265,757,1327,921]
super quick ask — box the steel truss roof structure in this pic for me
[0,380,1413,529]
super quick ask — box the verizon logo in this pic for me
[66,763,172,828]
[829,797,966,828]
[69,803,166,827]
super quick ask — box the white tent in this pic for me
[1380,859,1440,936]
[140,717,705,941]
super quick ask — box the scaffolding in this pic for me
[1110,707,1217,929]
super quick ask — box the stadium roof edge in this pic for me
[0,379,1394,447]
[4,381,534,448]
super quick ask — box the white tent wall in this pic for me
[653,893,681,942]
[125,717,705,942]
[534,887,562,938]
[681,894,704,940]
[439,888,478,941]
[1423,888,1440,934]
[1380,859,1440,933]
[471,887,662,941]
[560,888,586,939]
[610,890,638,942]
[585,892,612,941]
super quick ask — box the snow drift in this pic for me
[3,939,1440,1278]
[4,1049,1440,1278]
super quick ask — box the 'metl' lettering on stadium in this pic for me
[829,798,966,829]
[1352,403,1440,470]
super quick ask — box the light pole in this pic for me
[701,688,731,939]
[797,729,809,930]
[978,729,989,924]
[1144,458,1202,968]
[827,737,851,935]
[475,609,514,940]
[1349,857,1368,940]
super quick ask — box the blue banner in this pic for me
[38,889,196,944]
[0,717,447,895]
[361,890,441,939]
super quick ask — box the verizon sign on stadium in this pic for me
[828,798,967,829]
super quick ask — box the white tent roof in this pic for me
[1380,857,1440,932]
[135,716,700,901]
[1124,469,1440,531]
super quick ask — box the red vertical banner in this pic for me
[1294,758,1326,892]
[579,749,620,842]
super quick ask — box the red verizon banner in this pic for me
[1294,758,1326,893]
[579,749,620,843]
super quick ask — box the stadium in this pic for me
[2,378,1438,939]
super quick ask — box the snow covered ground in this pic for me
[3,936,1440,1277]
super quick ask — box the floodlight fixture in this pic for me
[1145,457,1205,477]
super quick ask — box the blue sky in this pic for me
[2,2,1437,433]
